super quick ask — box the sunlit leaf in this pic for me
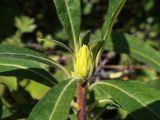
[90,80,160,120]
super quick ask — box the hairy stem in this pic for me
[77,82,86,120]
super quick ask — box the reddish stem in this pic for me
[77,82,86,120]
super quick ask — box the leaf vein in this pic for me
[49,80,75,119]
[92,82,160,118]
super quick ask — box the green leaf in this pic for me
[38,38,73,56]
[142,80,160,91]
[0,57,57,87]
[53,0,81,51]
[28,79,78,120]
[90,80,160,120]
[0,45,70,77]
[106,33,160,72]
[102,0,126,41]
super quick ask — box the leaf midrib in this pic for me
[64,0,77,47]
[49,80,75,119]
[0,53,70,76]
[91,82,160,118]
[0,53,56,65]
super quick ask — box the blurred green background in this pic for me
[1,0,159,43]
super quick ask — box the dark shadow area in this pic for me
[111,33,130,55]
[0,0,20,39]
[1,83,37,120]
[2,103,35,120]
[125,100,160,120]
[0,0,60,41]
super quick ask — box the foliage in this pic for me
[0,0,160,120]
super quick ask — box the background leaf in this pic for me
[105,33,160,72]
[90,80,160,120]
[28,79,77,120]
[0,76,17,91]
[53,0,81,50]
[102,0,126,41]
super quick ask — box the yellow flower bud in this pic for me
[72,45,93,80]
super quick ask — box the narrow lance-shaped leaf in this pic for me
[39,38,74,56]
[102,0,126,41]
[0,45,70,77]
[106,33,160,72]
[53,0,81,51]
[94,0,126,68]
[28,79,78,120]
[90,80,160,120]
[0,57,57,87]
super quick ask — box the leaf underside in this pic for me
[0,45,69,76]
[0,57,57,87]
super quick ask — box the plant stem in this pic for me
[77,82,86,120]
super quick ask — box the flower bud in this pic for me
[72,45,93,80]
